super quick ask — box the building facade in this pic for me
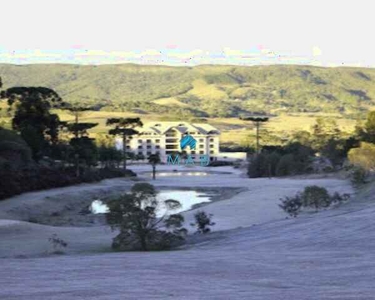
[115,122,220,163]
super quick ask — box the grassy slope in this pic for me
[1,64,375,118]
[0,63,367,145]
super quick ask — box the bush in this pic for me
[48,234,68,254]
[279,195,302,217]
[330,192,351,204]
[350,167,368,186]
[208,160,233,167]
[301,186,331,210]
[190,211,215,234]
[348,142,375,171]
[279,186,350,217]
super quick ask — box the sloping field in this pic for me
[1,165,374,299]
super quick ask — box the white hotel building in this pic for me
[116,122,221,163]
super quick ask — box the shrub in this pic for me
[330,192,351,204]
[301,185,331,210]
[279,186,350,217]
[279,194,302,217]
[350,166,368,186]
[208,160,233,167]
[190,211,215,234]
[48,234,68,254]
[348,142,375,171]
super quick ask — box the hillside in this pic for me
[1,63,375,118]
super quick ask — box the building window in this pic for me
[146,139,151,143]
[138,145,142,149]
[191,151,195,155]
[155,139,160,143]
[147,145,151,149]
[199,138,204,142]
[156,145,160,149]
[166,138,178,143]
[138,140,142,144]
[210,144,214,148]
[199,144,204,149]
[210,138,214,142]
[199,151,204,154]
[210,150,214,154]
[156,151,160,155]
[126,146,130,149]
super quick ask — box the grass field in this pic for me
[0,109,357,146]
[52,110,357,146]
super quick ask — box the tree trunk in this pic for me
[140,235,147,251]
[74,111,79,139]
[152,165,156,180]
[256,121,260,154]
[75,154,80,177]
[122,133,127,170]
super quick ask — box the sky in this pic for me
[0,0,374,67]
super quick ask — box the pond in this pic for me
[142,171,210,177]
[90,190,212,216]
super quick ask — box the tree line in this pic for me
[0,77,161,199]
[247,113,375,182]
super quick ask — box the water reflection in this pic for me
[144,171,210,177]
[90,190,211,216]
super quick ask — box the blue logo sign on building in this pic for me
[180,134,196,150]
[167,134,209,166]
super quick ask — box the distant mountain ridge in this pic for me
[1,63,374,118]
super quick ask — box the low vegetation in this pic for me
[190,211,215,234]
[48,234,68,254]
[279,185,350,217]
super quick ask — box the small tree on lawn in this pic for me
[106,183,186,251]
[301,185,331,211]
[148,153,161,180]
[106,117,143,170]
[191,211,215,234]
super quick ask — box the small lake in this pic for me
[142,171,210,177]
[90,190,212,216]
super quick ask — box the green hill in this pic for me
[1,63,375,118]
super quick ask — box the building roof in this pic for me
[136,122,220,135]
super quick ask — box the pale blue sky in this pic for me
[0,0,373,67]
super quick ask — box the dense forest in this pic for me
[1,64,375,118]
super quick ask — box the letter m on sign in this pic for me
[167,154,180,165]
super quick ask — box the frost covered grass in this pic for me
[1,164,372,299]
